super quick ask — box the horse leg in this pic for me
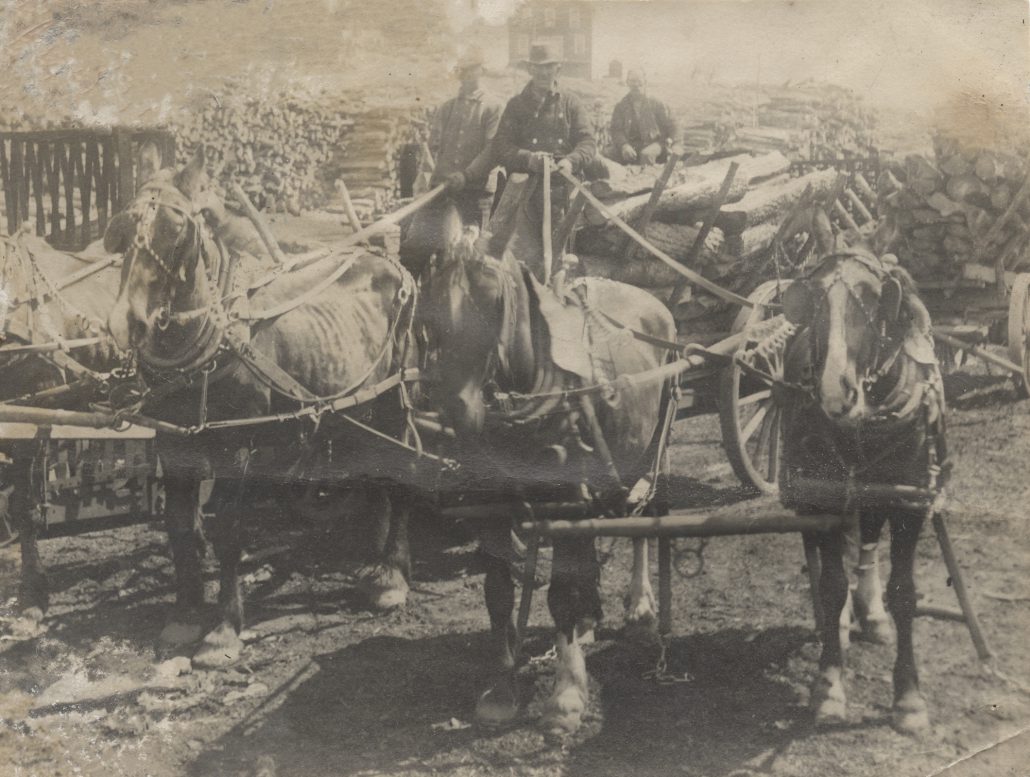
[356,484,409,610]
[193,479,244,669]
[542,537,600,735]
[811,528,850,726]
[9,455,46,622]
[625,537,657,637]
[853,513,892,644]
[158,475,206,650]
[887,509,929,735]
[474,522,519,726]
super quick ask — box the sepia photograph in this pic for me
[0,0,1028,774]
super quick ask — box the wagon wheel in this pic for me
[718,280,789,495]
[1008,273,1030,398]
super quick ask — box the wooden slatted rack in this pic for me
[0,127,175,251]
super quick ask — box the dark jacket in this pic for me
[610,93,678,152]
[429,89,502,193]
[494,82,596,174]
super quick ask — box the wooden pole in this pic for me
[229,182,287,264]
[552,190,587,258]
[520,510,845,538]
[670,162,739,304]
[621,152,681,255]
[931,511,993,661]
[934,331,1024,377]
[541,157,553,282]
[336,177,363,235]
[515,535,540,658]
[557,169,754,308]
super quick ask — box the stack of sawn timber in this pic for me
[575,151,841,333]
[878,137,1030,281]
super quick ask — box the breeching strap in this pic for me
[557,169,754,308]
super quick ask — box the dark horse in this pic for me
[105,148,419,667]
[422,201,676,733]
[778,249,945,735]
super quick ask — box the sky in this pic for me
[466,0,1030,127]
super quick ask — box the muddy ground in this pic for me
[1,365,1029,777]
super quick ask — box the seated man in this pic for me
[608,70,678,165]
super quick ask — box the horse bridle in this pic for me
[797,251,907,399]
[120,181,229,373]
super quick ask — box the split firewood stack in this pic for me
[878,136,1030,281]
[574,151,866,334]
[174,87,421,219]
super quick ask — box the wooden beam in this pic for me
[670,161,739,304]
[521,510,845,538]
[622,152,681,255]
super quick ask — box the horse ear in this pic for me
[782,280,814,325]
[879,276,903,324]
[175,146,208,198]
[104,211,136,254]
[135,141,163,191]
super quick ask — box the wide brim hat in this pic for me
[455,47,486,71]
[522,43,563,66]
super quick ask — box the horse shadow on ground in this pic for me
[187,624,833,777]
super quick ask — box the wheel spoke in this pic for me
[766,408,781,481]
[738,389,772,406]
[741,404,769,445]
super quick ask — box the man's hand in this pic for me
[445,171,466,192]
[620,144,638,163]
[668,141,685,157]
[527,151,551,174]
[555,158,573,177]
[639,142,662,165]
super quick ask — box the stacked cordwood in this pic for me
[879,136,1030,280]
[173,87,420,218]
[575,151,846,333]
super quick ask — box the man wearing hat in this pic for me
[428,47,502,227]
[608,70,678,165]
[493,43,596,180]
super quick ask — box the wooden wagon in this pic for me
[0,127,176,540]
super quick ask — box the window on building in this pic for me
[543,7,556,27]
[573,33,586,56]
[568,7,580,28]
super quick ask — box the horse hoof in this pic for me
[623,614,658,645]
[159,619,204,650]
[359,566,409,611]
[893,694,930,736]
[475,682,518,727]
[191,623,243,669]
[811,674,847,726]
[859,617,894,646]
[542,685,587,735]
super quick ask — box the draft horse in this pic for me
[105,147,419,667]
[424,204,677,734]
[777,249,946,734]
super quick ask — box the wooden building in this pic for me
[508,2,594,79]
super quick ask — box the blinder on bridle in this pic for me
[780,252,905,331]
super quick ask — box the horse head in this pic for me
[782,250,926,424]
[105,144,225,371]
[425,218,531,438]
[400,196,464,281]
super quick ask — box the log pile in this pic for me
[674,82,878,159]
[879,137,1030,279]
[174,89,356,214]
[574,152,847,333]
[174,88,421,217]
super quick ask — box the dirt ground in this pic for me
[1,363,1029,777]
